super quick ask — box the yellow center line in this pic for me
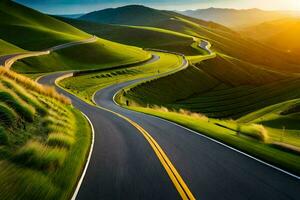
[98,106,196,200]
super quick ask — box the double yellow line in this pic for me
[96,104,196,200]
[55,74,196,199]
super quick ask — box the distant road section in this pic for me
[0,36,97,69]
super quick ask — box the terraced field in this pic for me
[0,68,90,200]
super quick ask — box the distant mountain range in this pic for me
[241,18,300,54]
[181,7,300,28]
[58,13,84,19]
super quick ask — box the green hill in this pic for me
[0,39,25,56]
[0,0,90,50]
[13,39,151,73]
[0,1,150,73]
[79,5,174,26]
[58,17,203,55]
[79,5,300,73]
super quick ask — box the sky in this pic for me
[14,0,300,14]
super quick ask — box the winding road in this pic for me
[3,36,299,199]
[38,49,300,199]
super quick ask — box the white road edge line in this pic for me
[112,87,300,181]
[71,112,95,200]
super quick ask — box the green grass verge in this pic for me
[0,68,91,199]
[126,106,300,175]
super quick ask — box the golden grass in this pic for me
[0,68,70,105]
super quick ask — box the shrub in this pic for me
[240,124,269,142]
[0,103,18,127]
[13,141,67,171]
[47,133,74,149]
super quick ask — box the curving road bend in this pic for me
[39,51,300,199]
[0,36,97,69]
[94,65,300,200]
[38,55,182,200]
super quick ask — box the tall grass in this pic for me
[240,124,269,142]
[0,68,70,105]
[0,86,35,121]
[47,133,74,149]
[13,141,67,171]
[0,103,18,127]
[1,77,47,115]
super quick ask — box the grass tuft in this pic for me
[240,124,269,142]
[47,133,74,149]
[13,141,67,171]
[0,86,35,121]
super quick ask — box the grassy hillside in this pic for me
[241,18,300,54]
[12,39,151,73]
[79,5,300,73]
[123,54,296,118]
[0,39,25,56]
[58,17,203,55]
[0,0,90,50]
[0,1,151,73]
[0,68,90,199]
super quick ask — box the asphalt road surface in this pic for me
[39,54,300,199]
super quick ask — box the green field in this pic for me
[0,68,91,200]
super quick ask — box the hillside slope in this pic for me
[59,17,204,55]
[0,68,90,200]
[79,5,300,73]
[241,18,300,54]
[0,1,150,73]
[0,0,90,50]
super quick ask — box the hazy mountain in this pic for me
[241,18,300,54]
[181,7,299,28]
[57,13,84,19]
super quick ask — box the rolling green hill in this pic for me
[13,39,151,73]
[58,17,203,55]
[79,5,174,26]
[241,18,300,54]
[0,39,25,56]
[0,1,151,73]
[0,0,90,50]
[79,5,300,73]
